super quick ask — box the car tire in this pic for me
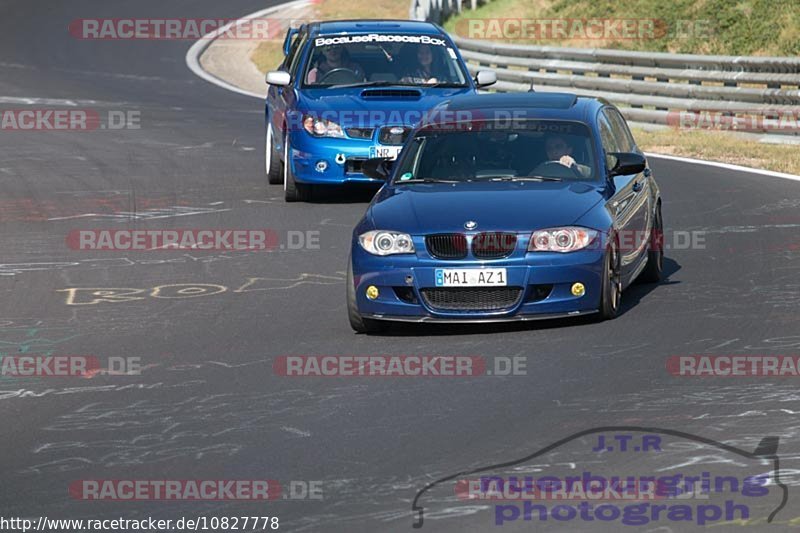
[347,258,386,334]
[598,239,622,320]
[265,123,282,185]
[283,136,311,202]
[638,203,664,283]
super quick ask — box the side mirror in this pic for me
[266,70,291,86]
[362,157,394,181]
[607,152,646,177]
[475,70,497,88]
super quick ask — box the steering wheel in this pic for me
[530,160,584,179]
[318,68,362,85]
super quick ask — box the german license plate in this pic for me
[435,268,507,287]
[369,145,403,160]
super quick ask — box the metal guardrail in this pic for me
[409,0,485,26]
[410,0,800,134]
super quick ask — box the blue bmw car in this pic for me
[347,92,663,332]
[264,20,496,201]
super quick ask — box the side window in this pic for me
[604,108,635,152]
[284,32,304,74]
[617,111,638,152]
[597,112,619,154]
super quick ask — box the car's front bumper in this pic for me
[351,245,606,322]
[288,131,394,185]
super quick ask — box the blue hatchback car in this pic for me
[347,92,663,332]
[264,20,496,201]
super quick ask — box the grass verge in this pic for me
[444,0,800,55]
[632,127,800,175]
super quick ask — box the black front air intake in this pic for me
[472,232,517,259]
[426,233,468,259]
[420,287,524,311]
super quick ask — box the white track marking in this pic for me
[645,153,800,182]
[185,0,314,99]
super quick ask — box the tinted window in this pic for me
[614,109,638,152]
[282,31,299,68]
[393,120,597,182]
[287,32,307,76]
[597,112,620,154]
[603,108,635,152]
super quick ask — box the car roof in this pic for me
[432,92,608,123]
[311,19,443,36]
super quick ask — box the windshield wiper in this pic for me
[325,80,468,89]
[425,82,469,88]
[396,178,459,184]
[326,81,420,89]
[479,175,563,182]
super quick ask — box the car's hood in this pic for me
[297,87,473,127]
[368,182,607,234]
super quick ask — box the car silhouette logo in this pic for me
[464,221,478,230]
[411,426,788,529]
[390,126,405,135]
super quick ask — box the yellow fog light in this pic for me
[366,285,379,300]
[571,283,585,297]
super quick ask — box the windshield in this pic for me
[392,120,598,183]
[302,34,469,87]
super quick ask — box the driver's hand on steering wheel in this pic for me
[558,155,577,168]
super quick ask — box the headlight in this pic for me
[528,227,599,253]
[359,231,415,256]
[303,115,344,138]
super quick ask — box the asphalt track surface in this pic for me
[1,1,800,531]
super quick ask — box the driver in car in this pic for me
[306,45,365,84]
[544,135,592,178]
